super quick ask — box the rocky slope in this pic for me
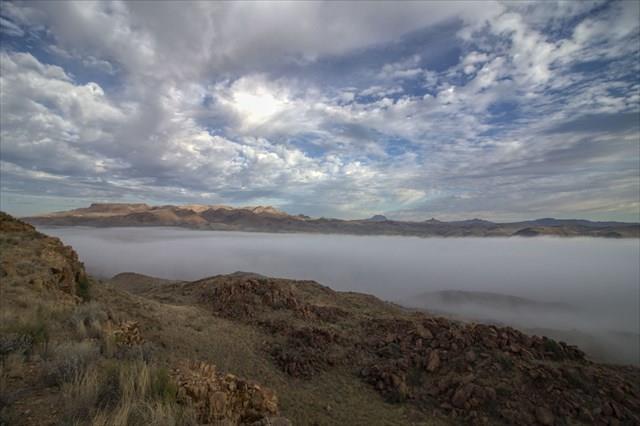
[2,212,639,425]
[125,273,640,425]
[0,211,88,302]
[0,213,290,426]
[24,203,640,238]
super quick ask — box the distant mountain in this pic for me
[404,290,574,312]
[363,214,389,222]
[24,203,640,238]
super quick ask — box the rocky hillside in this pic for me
[121,273,640,425]
[2,212,639,425]
[0,213,290,426]
[0,211,88,302]
[24,203,640,238]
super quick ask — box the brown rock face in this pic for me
[171,360,285,425]
[0,212,87,301]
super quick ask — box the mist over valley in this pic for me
[40,226,640,365]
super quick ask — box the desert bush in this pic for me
[0,353,25,412]
[0,333,33,362]
[47,340,100,385]
[151,367,177,403]
[76,275,92,302]
[543,337,564,358]
[70,302,107,340]
[0,309,49,360]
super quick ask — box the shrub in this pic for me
[76,275,91,301]
[151,367,177,403]
[46,341,100,385]
[0,309,49,359]
[543,338,563,358]
[96,361,121,409]
[70,302,107,340]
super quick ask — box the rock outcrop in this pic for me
[171,360,289,425]
[106,320,144,346]
[0,212,87,301]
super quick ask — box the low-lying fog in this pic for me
[40,227,640,365]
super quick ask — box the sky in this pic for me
[0,0,639,221]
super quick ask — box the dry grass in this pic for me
[61,366,101,420]
[0,353,26,411]
[59,358,195,426]
[46,340,100,385]
[70,302,107,340]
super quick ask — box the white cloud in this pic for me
[0,1,638,221]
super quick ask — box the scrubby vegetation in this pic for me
[76,275,92,302]
[0,296,202,425]
[0,213,290,425]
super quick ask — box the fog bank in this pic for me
[40,227,640,364]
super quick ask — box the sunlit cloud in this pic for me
[0,1,637,221]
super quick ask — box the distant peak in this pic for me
[89,202,149,208]
[364,214,388,222]
[181,204,233,213]
[245,206,287,216]
[85,202,151,213]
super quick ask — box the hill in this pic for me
[1,212,639,425]
[24,203,640,238]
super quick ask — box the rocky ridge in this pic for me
[0,211,88,302]
[131,273,640,425]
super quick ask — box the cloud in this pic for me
[0,1,638,221]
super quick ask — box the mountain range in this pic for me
[24,203,640,238]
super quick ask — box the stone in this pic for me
[172,360,285,425]
[452,384,474,409]
[535,406,555,425]
[465,350,477,363]
[427,350,441,372]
